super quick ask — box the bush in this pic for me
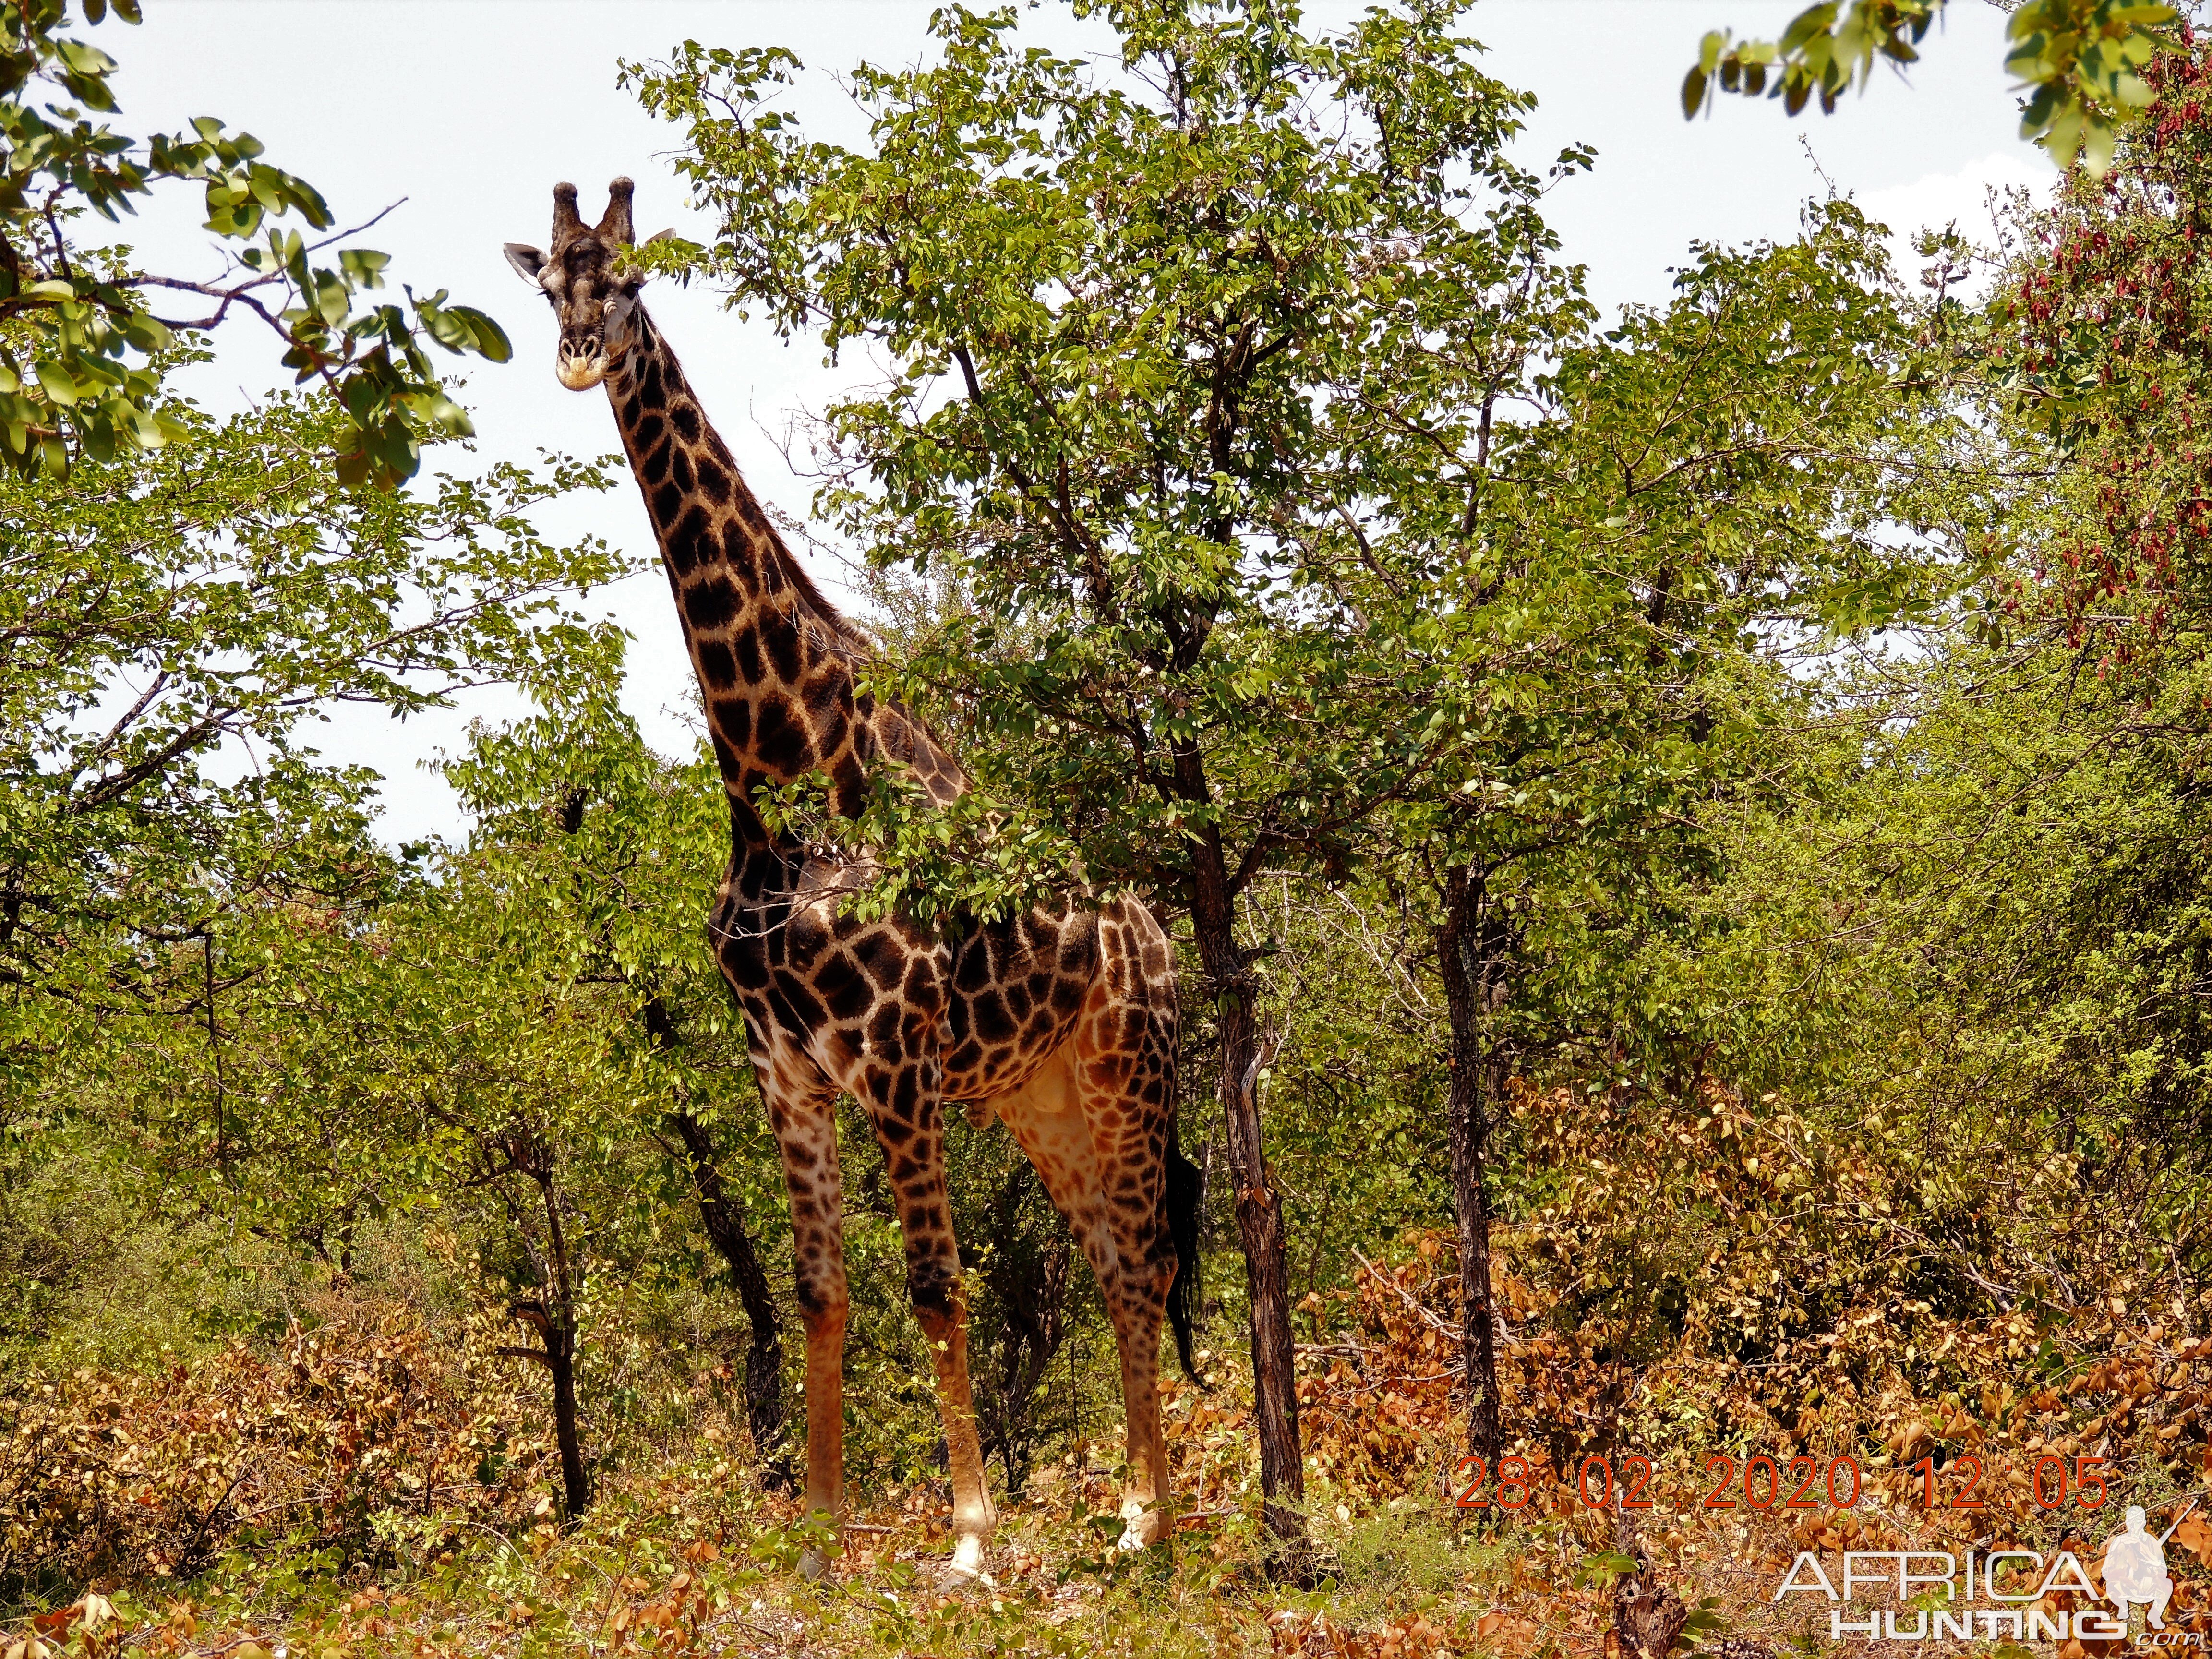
[0,1297,552,1601]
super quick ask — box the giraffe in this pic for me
[504,180,1200,1579]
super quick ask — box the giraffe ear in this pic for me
[504,243,549,286]
[643,228,674,247]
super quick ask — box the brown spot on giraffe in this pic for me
[505,181,1198,1576]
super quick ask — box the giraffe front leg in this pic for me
[760,1063,848,1577]
[796,1283,847,1571]
[865,1075,996,1582]
[913,1276,995,1580]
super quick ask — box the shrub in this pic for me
[0,1300,551,1600]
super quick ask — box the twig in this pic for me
[176,1461,257,1575]
[1350,1247,1463,1341]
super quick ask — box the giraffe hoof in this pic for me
[932,1533,993,1590]
[797,1547,831,1582]
[1117,1510,1163,1551]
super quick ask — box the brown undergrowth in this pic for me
[0,1296,555,1596]
[8,1085,2212,1657]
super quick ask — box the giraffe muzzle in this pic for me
[556,338,609,391]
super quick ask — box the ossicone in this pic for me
[550,180,584,250]
[597,177,636,248]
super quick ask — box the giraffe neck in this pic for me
[605,308,879,828]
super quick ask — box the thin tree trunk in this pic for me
[507,1292,590,1520]
[1188,833,1311,1578]
[1438,865,1502,1461]
[547,1317,589,1518]
[1612,1508,1690,1659]
[502,1135,592,1523]
[670,1108,793,1491]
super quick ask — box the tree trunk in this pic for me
[547,1316,589,1520]
[1612,1509,1690,1659]
[1188,831,1311,1578]
[510,1295,590,1520]
[670,1109,793,1491]
[1438,865,1503,1461]
[506,1138,591,1524]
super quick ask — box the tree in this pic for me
[1366,199,1957,1456]
[1996,24,2212,651]
[0,386,623,1122]
[2,0,514,483]
[442,689,798,1491]
[1,0,649,1529]
[1680,0,2179,175]
[83,680,783,1525]
[1802,23,2212,1282]
[627,0,1591,1567]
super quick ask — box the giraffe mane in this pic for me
[757,520,881,658]
[757,509,970,793]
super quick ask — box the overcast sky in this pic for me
[120,0,2049,844]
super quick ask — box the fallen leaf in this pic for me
[2176,1514,2212,1565]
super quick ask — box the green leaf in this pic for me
[1683,64,1710,117]
[33,361,78,405]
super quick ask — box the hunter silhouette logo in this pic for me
[2103,1503,2184,1629]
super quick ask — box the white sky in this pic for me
[117,0,2050,843]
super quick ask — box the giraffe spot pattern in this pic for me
[696,638,736,689]
[767,618,805,685]
[753,691,812,774]
[685,574,740,633]
[733,628,764,686]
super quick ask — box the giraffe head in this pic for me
[504,178,663,391]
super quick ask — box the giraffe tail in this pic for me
[1164,1125,1203,1384]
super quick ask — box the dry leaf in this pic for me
[2175,1514,2212,1564]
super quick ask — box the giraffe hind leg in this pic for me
[1094,1124,1176,1550]
[1084,908,1182,1552]
[991,1036,1176,1552]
